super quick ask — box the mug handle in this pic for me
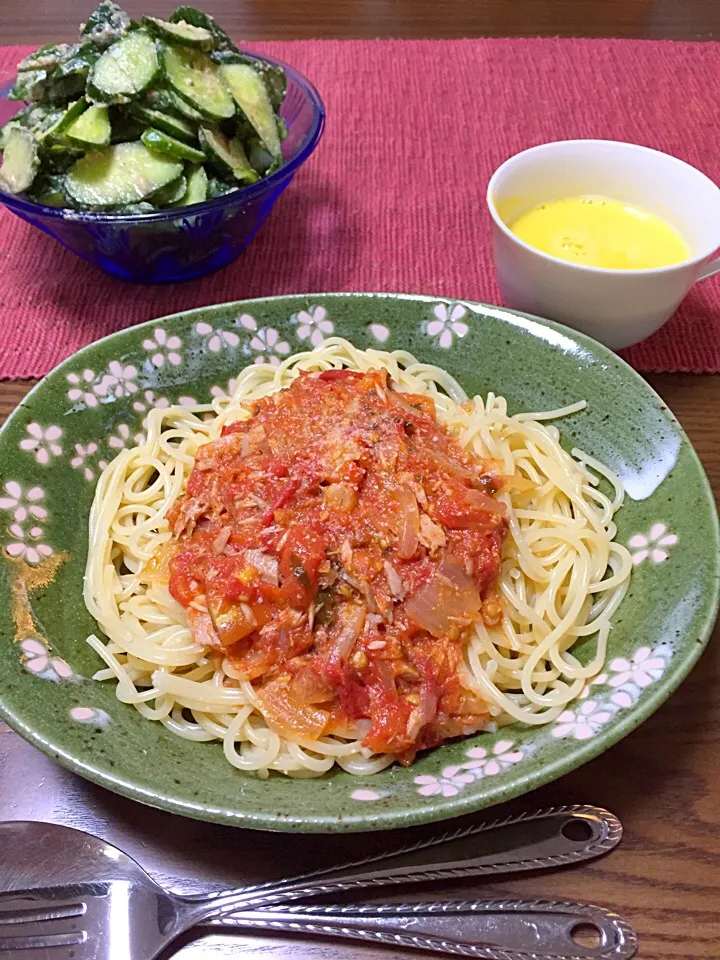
[697,257,720,281]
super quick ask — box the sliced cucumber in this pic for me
[42,142,86,172]
[142,16,213,51]
[110,110,146,143]
[265,155,282,176]
[141,127,205,162]
[49,43,99,86]
[220,62,280,159]
[0,121,23,152]
[6,102,58,131]
[4,5,285,214]
[0,128,40,194]
[2,105,65,149]
[210,46,288,107]
[48,72,89,101]
[172,162,207,205]
[208,48,241,64]
[81,1,132,49]
[246,59,287,110]
[169,6,237,52]
[18,43,79,73]
[87,31,159,105]
[142,86,177,112]
[130,104,196,142]
[29,173,68,207]
[161,44,234,121]
[8,70,49,103]
[66,105,111,147]
[167,89,203,121]
[207,175,238,198]
[246,137,272,176]
[15,44,91,102]
[37,107,69,138]
[199,125,258,183]
[212,54,288,110]
[108,201,156,214]
[150,173,187,205]
[39,98,89,142]
[65,141,182,206]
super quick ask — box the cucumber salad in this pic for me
[0,2,288,213]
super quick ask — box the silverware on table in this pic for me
[217,899,637,958]
[0,805,636,959]
[209,803,623,909]
[0,895,638,959]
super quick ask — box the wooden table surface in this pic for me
[3,0,720,42]
[1,3,719,959]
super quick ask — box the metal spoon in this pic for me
[217,900,637,958]
[0,807,634,959]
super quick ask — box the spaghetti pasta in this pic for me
[84,339,631,777]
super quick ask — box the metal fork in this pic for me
[0,893,637,958]
[0,805,634,958]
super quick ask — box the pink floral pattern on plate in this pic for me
[249,327,291,366]
[556,644,671,737]
[290,306,334,347]
[414,739,524,798]
[19,424,63,464]
[628,523,677,565]
[0,483,53,563]
[21,638,72,680]
[143,329,183,368]
[423,303,469,348]
[194,321,240,353]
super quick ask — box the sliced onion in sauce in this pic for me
[329,603,366,661]
[340,571,378,614]
[245,549,279,585]
[290,664,336,706]
[212,526,232,555]
[464,488,507,517]
[394,485,420,559]
[426,447,474,480]
[503,474,537,493]
[418,682,438,725]
[186,608,224,650]
[375,660,397,695]
[208,602,256,646]
[140,540,177,583]
[405,680,438,741]
[383,560,405,600]
[224,645,273,681]
[364,612,384,632]
[257,678,329,740]
[327,718,372,740]
[405,553,481,637]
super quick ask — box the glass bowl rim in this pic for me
[0,49,326,224]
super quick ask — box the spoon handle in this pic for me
[186,805,621,918]
[208,898,638,959]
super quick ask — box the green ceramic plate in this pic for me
[0,294,717,833]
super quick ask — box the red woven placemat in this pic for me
[1,38,719,379]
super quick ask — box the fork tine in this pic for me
[0,930,86,951]
[0,894,88,953]
[0,901,86,926]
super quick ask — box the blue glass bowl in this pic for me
[0,53,325,283]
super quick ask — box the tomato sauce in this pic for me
[166,369,508,761]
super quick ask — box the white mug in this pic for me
[486,139,720,350]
